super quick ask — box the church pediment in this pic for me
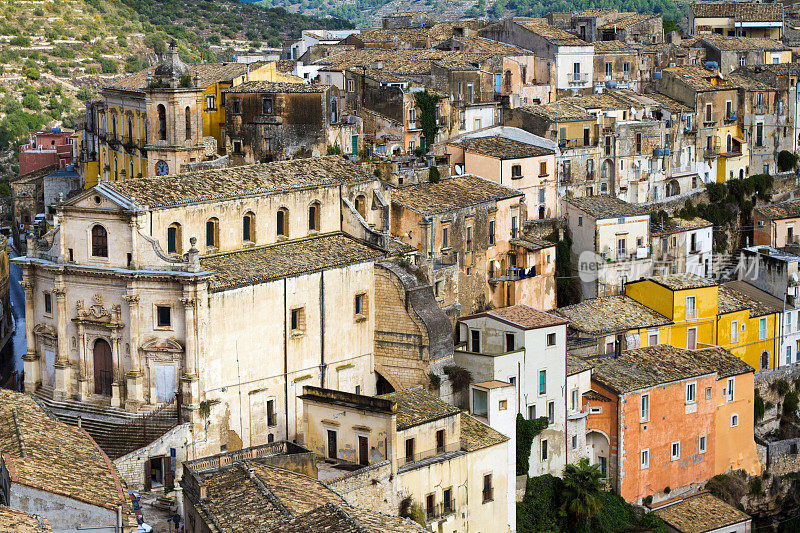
[33,323,57,338]
[74,294,122,326]
[140,337,184,353]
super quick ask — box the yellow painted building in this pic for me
[82,57,300,188]
[625,275,780,370]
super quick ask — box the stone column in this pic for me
[52,286,71,401]
[124,293,143,410]
[181,288,199,414]
[111,334,122,408]
[21,280,39,392]
[129,219,139,269]
[76,323,89,401]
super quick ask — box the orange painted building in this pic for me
[584,344,757,503]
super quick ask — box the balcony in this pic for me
[567,408,589,421]
[724,111,737,123]
[653,147,670,157]
[399,442,461,468]
[432,251,458,270]
[754,105,766,115]
[568,72,590,84]
[425,500,456,522]
[489,266,537,283]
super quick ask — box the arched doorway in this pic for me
[761,351,769,371]
[375,371,395,395]
[94,339,113,396]
[666,180,680,197]
[586,430,610,480]
[538,206,546,220]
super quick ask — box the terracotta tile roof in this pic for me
[106,61,269,92]
[583,389,611,402]
[573,8,617,17]
[648,273,718,291]
[0,507,51,533]
[200,233,385,291]
[561,93,628,111]
[520,102,595,122]
[691,2,782,22]
[645,92,693,112]
[378,386,460,430]
[0,390,134,520]
[519,21,590,46]
[593,40,637,52]
[224,81,329,93]
[693,347,755,378]
[718,281,783,318]
[460,413,509,452]
[355,28,432,44]
[651,216,712,235]
[473,380,513,389]
[567,354,592,376]
[653,492,751,533]
[447,36,532,55]
[599,12,660,29]
[564,194,647,219]
[391,174,522,215]
[666,66,773,92]
[509,234,555,252]
[268,502,425,532]
[700,35,788,51]
[587,344,718,394]
[554,295,670,335]
[473,305,567,330]
[462,136,555,159]
[275,60,297,73]
[756,200,800,220]
[101,157,371,209]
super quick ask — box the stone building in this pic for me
[18,128,76,177]
[689,2,783,39]
[223,81,347,164]
[699,36,791,73]
[390,174,556,315]
[651,216,713,278]
[592,41,641,93]
[13,157,435,476]
[0,389,136,532]
[568,9,663,44]
[301,386,513,533]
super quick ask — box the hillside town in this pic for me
[4,2,800,532]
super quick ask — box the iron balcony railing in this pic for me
[399,442,460,468]
[425,500,456,521]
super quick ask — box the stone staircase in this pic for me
[33,387,180,459]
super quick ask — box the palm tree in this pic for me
[561,458,604,531]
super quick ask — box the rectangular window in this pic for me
[539,187,546,204]
[267,399,277,427]
[511,164,522,178]
[291,307,305,332]
[231,98,241,115]
[511,216,517,238]
[706,386,712,400]
[505,333,515,352]
[547,401,554,423]
[686,382,696,403]
[705,103,712,122]
[649,333,658,346]
[756,123,763,146]
[354,293,366,317]
[482,474,493,503]
[759,317,767,340]
[538,370,546,395]
[641,449,650,469]
[726,377,734,402]
[442,226,449,249]
[541,439,548,461]
[670,441,681,461]
[731,320,739,343]
[443,487,453,514]
[405,438,415,463]
[571,389,579,411]
[488,220,495,245]
[425,493,435,520]
[731,414,739,427]
[528,404,536,420]
[44,293,52,315]
[635,133,642,154]
[205,95,216,110]
[473,389,488,417]
[466,225,472,252]
[578,216,583,227]
[156,305,171,327]
[466,83,474,103]
[262,96,273,115]
[572,435,578,449]
[686,296,697,319]
[546,332,556,346]
[470,329,480,353]
[436,429,445,453]
[539,161,547,177]
[687,327,697,350]
[641,393,650,422]
[699,434,707,453]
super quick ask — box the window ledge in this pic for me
[277,235,290,242]
[355,315,367,323]
[155,326,173,331]
[291,330,305,338]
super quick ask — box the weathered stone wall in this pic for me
[114,423,192,492]
[326,460,401,515]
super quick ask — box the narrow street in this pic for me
[5,238,26,379]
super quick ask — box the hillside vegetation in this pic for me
[257,0,686,28]
[0,0,350,174]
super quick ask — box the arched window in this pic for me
[538,206,545,220]
[355,195,366,218]
[127,118,133,143]
[185,106,191,140]
[761,351,769,370]
[308,202,320,231]
[91,225,108,257]
[726,133,732,153]
[205,217,219,248]
[243,212,255,242]
[277,208,289,237]
[111,115,117,140]
[167,222,182,254]
[129,158,134,179]
[157,104,167,141]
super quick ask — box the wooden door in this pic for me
[93,339,113,396]
[358,436,368,466]
[327,430,337,459]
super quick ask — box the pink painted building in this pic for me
[18,128,76,177]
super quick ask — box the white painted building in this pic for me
[288,29,361,61]
[651,217,714,278]
[454,305,571,477]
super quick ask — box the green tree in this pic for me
[428,165,440,183]
[561,459,604,531]
[778,150,798,172]
[412,89,441,153]
[100,58,118,74]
